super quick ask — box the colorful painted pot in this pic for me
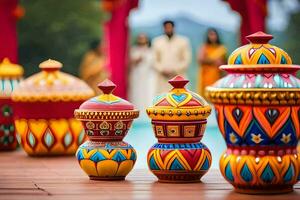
[11,59,94,156]
[0,58,23,151]
[206,32,300,194]
[146,76,212,183]
[74,79,139,180]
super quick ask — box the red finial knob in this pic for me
[168,75,189,88]
[246,31,273,44]
[98,79,116,94]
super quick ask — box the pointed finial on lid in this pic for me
[246,31,273,44]
[39,59,62,71]
[98,79,116,94]
[2,58,11,64]
[168,75,189,88]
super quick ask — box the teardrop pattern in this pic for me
[44,129,55,149]
[16,118,85,155]
[225,163,234,182]
[220,153,300,189]
[64,132,73,148]
[27,131,36,149]
[260,164,275,183]
[240,163,253,182]
[78,130,85,145]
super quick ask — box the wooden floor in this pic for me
[0,150,299,200]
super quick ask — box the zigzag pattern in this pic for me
[76,145,136,178]
[215,105,300,146]
[228,43,292,65]
[220,153,300,187]
[148,145,211,172]
[77,147,136,162]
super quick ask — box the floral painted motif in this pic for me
[251,133,264,144]
[229,132,238,144]
[281,133,291,144]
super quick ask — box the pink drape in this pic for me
[225,0,267,45]
[0,0,18,63]
[104,0,138,99]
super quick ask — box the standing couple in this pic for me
[129,20,191,112]
[129,20,227,112]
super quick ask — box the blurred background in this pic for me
[1,0,300,168]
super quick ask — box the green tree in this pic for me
[283,1,300,65]
[18,0,104,76]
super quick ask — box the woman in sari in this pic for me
[79,39,109,94]
[128,33,155,113]
[197,28,227,95]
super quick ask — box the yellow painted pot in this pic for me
[74,79,139,180]
[12,59,94,156]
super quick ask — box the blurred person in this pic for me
[197,28,227,95]
[152,20,192,94]
[129,33,155,111]
[79,39,109,94]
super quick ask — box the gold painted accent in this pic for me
[206,87,300,105]
[114,121,124,130]
[86,121,95,130]
[155,126,165,137]
[220,64,299,72]
[183,125,196,137]
[99,121,110,130]
[74,110,139,121]
[146,106,211,121]
[167,126,180,137]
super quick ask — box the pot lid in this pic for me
[0,58,23,78]
[228,32,292,65]
[146,76,211,121]
[220,32,300,74]
[12,59,94,102]
[78,79,135,111]
[206,32,300,106]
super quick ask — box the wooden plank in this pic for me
[0,150,299,200]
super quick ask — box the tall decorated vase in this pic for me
[12,59,94,156]
[0,58,23,150]
[206,32,300,194]
[74,79,139,180]
[146,76,212,183]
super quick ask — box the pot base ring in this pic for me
[89,176,125,181]
[152,170,206,183]
[234,185,293,194]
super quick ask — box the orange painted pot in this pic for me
[206,32,300,194]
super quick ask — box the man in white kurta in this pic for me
[152,20,192,94]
